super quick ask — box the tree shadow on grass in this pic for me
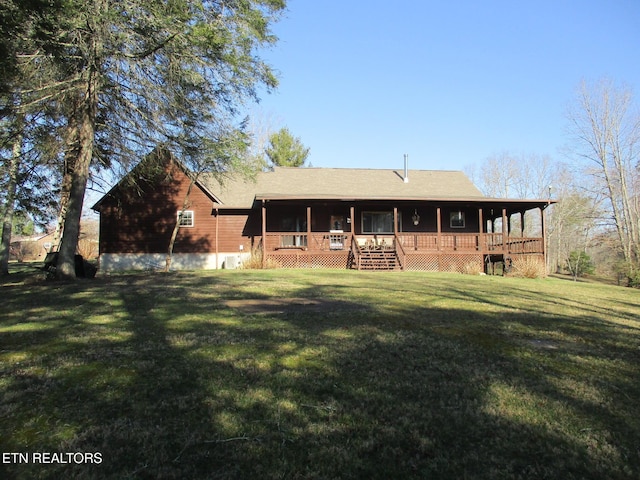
[1,272,639,479]
[272,283,640,479]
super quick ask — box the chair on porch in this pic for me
[374,236,393,250]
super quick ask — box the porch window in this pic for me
[281,215,307,247]
[362,211,399,233]
[178,210,194,227]
[282,234,307,247]
[450,211,465,228]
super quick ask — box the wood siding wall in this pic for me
[98,163,219,254]
[215,211,259,253]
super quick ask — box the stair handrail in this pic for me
[394,234,406,270]
[351,235,362,270]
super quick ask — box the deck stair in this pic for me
[358,249,400,270]
[350,236,403,271]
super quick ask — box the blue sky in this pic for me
[256,0,640,171]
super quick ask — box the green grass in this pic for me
[1,269,639,479]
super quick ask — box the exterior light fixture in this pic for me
[412,209,420,226]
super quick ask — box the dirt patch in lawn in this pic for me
[526,339,560,350]
[224,297,359,314]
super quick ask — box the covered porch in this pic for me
[257,198,552,272]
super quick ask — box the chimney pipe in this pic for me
[403,154,409,183]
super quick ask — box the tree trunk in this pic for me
[51,121,77,253]
[51,169,71,253]
[0,117,23,276]
[56,79,98,279]
[165,178,195,272]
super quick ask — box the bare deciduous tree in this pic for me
[466,152,605,274]
[566,79,640,284]
[471,152,555,200]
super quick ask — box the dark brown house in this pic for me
[93,151,553,272]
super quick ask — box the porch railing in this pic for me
[351,235,362,270]
[394,234,406,269]
[264,232,543,255]
[397,233,544,254]
[264,232,353,252]
[397,233,480,251]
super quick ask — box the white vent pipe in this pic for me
[403,154,409,183]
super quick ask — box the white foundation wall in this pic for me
[98,252,250,272]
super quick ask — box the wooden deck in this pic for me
[262,232,545,271]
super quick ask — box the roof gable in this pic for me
[92,148,221,211]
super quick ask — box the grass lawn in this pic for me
[1,268,639,479]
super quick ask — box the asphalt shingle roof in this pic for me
[202,167,485,208]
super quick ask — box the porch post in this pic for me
[437,206,442,271]
[478,207,483,252]
[393,207,398,236]
[215,206,219,269]
[350,205,355,235]
[436,207,442,250]
[502,208,508,254]
[306,205,311,248]
[262,200,267,268]
[520,212,525,237]
[541,206,547,271]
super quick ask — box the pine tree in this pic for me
[265,127,310,167]
[3,0,286,278]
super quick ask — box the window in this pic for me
[450,211,465,228]
[280,215,307,247]
[178,210,194,227]
[362,211,400,233]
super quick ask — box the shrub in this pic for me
[462,262,484,275]
[627,270,640,288]
[9,241,42,262]
[566,251,595,278]
[509,256,547,279]
[240,249,280,269]
[77,239,99,260]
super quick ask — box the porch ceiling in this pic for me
[255,195,554,215]
[478,198,555,215]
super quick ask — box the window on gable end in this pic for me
[178,210,194,227]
